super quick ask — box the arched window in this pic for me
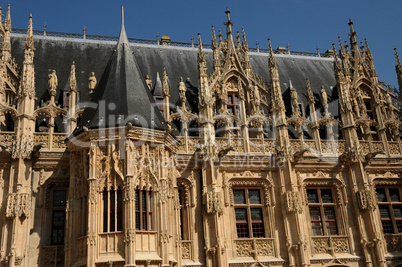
[102,187,123,232]
[135,188,152,231]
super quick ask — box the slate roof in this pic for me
[74,17,166,133]
[9,32,337,133]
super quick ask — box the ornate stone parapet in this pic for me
[311,236,350,255]
[42,246,64,267]
[5,192,31,218]
[234,238,275,258]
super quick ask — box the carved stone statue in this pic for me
[290,88,299,114]
[145,75,152,89]
[320,86,328,107]
[48,70,58,96]
[88,72,97,94]
[178,77,187,105]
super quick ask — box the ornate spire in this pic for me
[4,4,11,31]
[332,42,346,85]
[25,14,34,51]
[218,29,223,43]
[338,36,346,60]
[212,25,220,73]
[395,46,401,65]
[306,77,315,105]
[268,38,277,69]
[69,61,77,92]
[348,19,358,55]
[242,27,248,51]
[197,33,207,75]
[212,25,218,49]
[224,7,233,40]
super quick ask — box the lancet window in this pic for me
[233,189,265,238]
[51,189,67,245]
[102,187,123,232]
[307,188,338,236]
[376,187,402,234]
[178,187,189,240]
[135,188,153,231]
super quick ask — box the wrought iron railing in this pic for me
[11,28,332,58]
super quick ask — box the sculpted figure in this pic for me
[290,88,299,113]
[178,77,187,105]
[88,72,97,94]
[145,75,152,89]
[48,70,58,94]
[320,87,328,107]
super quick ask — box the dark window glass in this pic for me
[233,190,245,204]
[51,210,65,245]
[376,188,386,202]
[389,189,401,202]
[321,189,333,203]
[53,190,66,206]
[307,189,318,203]
[248,190,261,204]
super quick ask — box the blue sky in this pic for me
[5,0,402,88]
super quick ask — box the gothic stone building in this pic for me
[1,5,402,267]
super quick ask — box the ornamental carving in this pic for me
[6,192,31,218]
[385,235,402,252]
[181,241,191,259]
[357,189,377,210]
[311,236,350,255]
[124,229,136,245]
[11,135,34,159]
[0,169,4,189]
[234,240,253,257]
[87,232,96,246]
[284,191,303,213]
[205,191,224,214]
[255,239,274,256]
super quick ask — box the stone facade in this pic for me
[1,5,402,267]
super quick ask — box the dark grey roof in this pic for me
[74,21,166,133]
[10,33,337,133]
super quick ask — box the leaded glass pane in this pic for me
[307,189,318,203]
[376,188,386,202]
[250,208,263,221]
[389,189,401,202]
[393,206,402,218]
[235,208,247,222]
[233,190,246,204]
[379,206,391,218]
[248,190,261,204]
[321,189,333,203]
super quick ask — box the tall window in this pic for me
[233,189,265,238]
[51,190,67,245]
[103,187,123,232]
[178,188,189,240]
[364,100,378,140]
[307,188,338,236]
[135,189,152,231]
[376,187,402,234]
[227,92,241,127]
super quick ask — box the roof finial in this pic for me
[25,14,34,51]
[121,5,124,26]
[5,4,11,31]
[395,46,401,65]
[118,6,129,44]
